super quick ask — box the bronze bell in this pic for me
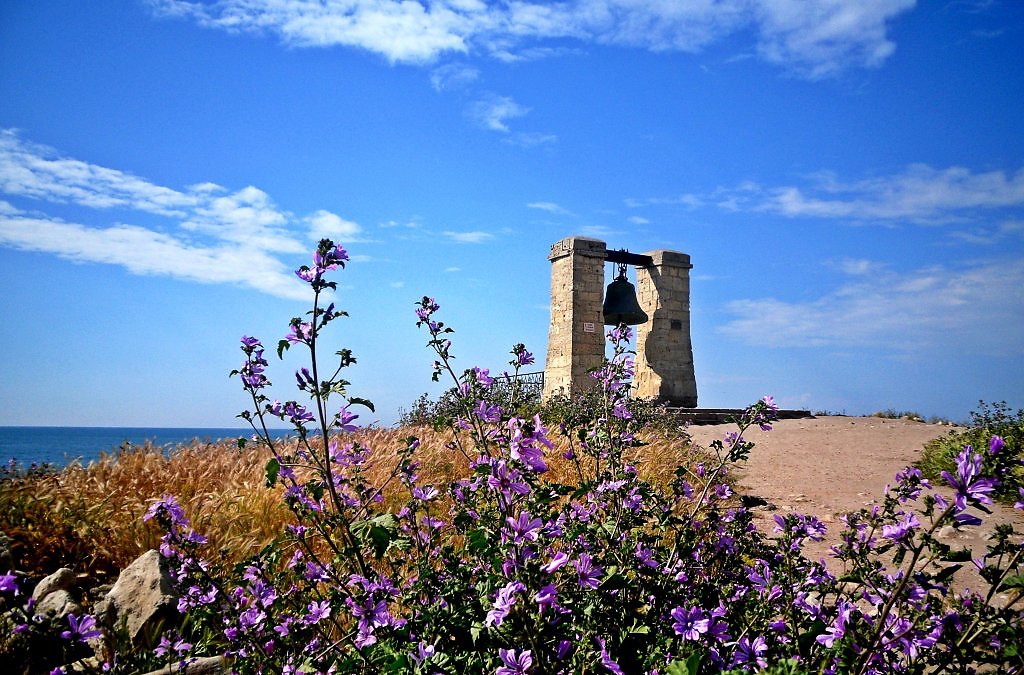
[603,262,648,326]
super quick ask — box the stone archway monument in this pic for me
[542,236,697,407]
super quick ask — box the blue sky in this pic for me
[1,0,1022,427]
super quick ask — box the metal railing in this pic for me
[493,371,545,403]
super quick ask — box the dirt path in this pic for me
[687,415,1024,596]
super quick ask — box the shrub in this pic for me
[918,400,1024,502]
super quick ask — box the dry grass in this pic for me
[0,425,699,581]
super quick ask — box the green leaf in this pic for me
[277,339,290,360]
[934,564,963,584]
[798,619,826,656]
[264,458,280,487]
[942,547,973,562]
[892,546,906,565]
[349,396,375,413]
[236,436,247,450]
[467,528,489,553]
[664,652,703,675]
[352,513,400,558]
[1000,574,1024,591]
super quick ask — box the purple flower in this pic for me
[283,401,314,425]
[412,486,439,501]
[989,435,1005,454]
[635,544,658,569]
[543,551,569,573]
[1014,488,1024,511]
[313,242,349,270]
[496,648,533,675]
[475,399,502,424]
[144,494,189,528]
[415,297,440,322]
[286,321,313,346]
[61,614,102,643]
[507,416,552,473]
[941,447,996,511]
[487,460,531,500]
[748,562,782,601]
[295,240,348,284]
[731,635,768,670]
[337,406,360,432]
[574,553,603,590]
[503,511,544,546]
[0,572,19,595]
[410,641,437,666]
[595,637,624,675]
[671,606,710,641]
[882,511,921,542]
[817,601,855,648]
[472,367,494,387]
[607,324,633,344]
[535,584,558,613]
[304,600,331,625]
[486,581,525,627]
[155,634,192,657]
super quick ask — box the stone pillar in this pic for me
[542,236,607,400]
[633,250,697,406]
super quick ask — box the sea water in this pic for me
[0,426,294,470]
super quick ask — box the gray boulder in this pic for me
[35,589,83,620]
[32,567,77,602]
[94,550,178,646]
[30,568,83,622]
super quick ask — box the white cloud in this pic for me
[753,0,916,79]
[505,131,558,148]
[718,258,1024,356]
[152,0,916,78]
[749,165,1024,223]
[0,207,308,300]
[577,224,618,239]
[443,230,494,243]
[470,94,529,132]
[527,201,573,216]
[0,130,363,300]
[379,218,421,228]
[0,130,197,216]
[832,258,886,276]
[390,280,405,288]
[430,63,479,91]
[444,266,461,272]
[628,215,649,225]
[625,193,703,208]
[307,209,363,241]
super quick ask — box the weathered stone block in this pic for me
[94,550,177,647]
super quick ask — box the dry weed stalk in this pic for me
[0,425,700,579]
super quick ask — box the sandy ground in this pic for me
[687,415,1024,598]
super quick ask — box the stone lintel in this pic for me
[642,249,692,269]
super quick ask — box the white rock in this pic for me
[94,550,177,646]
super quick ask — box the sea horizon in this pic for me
[0,425,296,470]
